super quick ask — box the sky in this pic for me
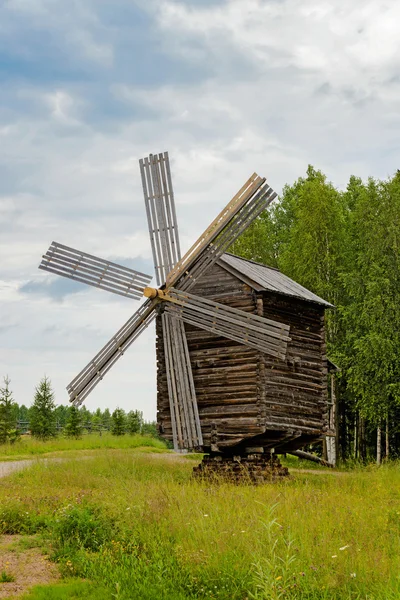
[1,0,399,419]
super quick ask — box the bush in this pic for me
[51,504,114,552]
[0,501,47,534]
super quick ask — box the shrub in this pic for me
[51,504,114,552]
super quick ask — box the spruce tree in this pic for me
[64,406,83,439]
[102,408,111,431]
[111,408,126,436]
[0,376,19,444]
[127,410,143,435]
[30,376,56,440]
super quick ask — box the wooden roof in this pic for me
[218,253,333,308]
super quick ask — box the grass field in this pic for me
[0,443,399,599]
[0,433,167,460]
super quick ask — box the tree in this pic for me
[54,404,69,431]
[64,406,83,439]
[342,175,400,433]
[111,408,126,436]
[79,406,92,432]
[102,408,111,431]
[142,420,158,438]
[91,408,103,434]
[30,377,56,440]
[127,410,143,435]
[0,376,19,444]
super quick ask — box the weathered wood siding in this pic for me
[156,262,328,452]
[260,293,328,442]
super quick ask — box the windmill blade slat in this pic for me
[162,313,203,450]
[163,288,290,360]
[67,298,157,404]
[166,173,264,288]
[179,185,277,292]
[40,242,152,300]
[140,152,181,286]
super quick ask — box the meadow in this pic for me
[0,441,399,600]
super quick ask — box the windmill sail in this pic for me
[67,299,156,405]
[140,152,181,287]
[162,313,203,450]
[40,242,152,300]
[140,151,202,451]
[161,288,290,360]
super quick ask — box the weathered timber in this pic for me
[156,259,330,455]
[290,450,334,468]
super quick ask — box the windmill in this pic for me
[39,152,292,454]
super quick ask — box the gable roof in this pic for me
[218,253,333,308]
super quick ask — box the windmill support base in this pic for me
[192,453,289,484]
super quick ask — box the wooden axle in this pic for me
[143,287,170,300]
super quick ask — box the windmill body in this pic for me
[157,255,332,456]
[39,151,333,472]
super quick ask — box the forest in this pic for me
[231,166,400,463]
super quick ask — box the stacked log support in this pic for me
[193,453,289,484]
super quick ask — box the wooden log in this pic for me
[290,450,334,468]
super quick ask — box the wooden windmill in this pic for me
[40,152,331,477]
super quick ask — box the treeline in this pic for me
[231,166,400,463]
[0,375,157,443]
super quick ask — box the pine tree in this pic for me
[0,376,19,444]
[64,406,83,439]
[30,376,56,440]
[111,408,126,436]
[127,410,143,435]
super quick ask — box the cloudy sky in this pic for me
[1,0,399,418]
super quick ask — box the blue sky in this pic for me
[1,0,400,417]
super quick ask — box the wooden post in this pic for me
[377,425,382,465]
[386,416,389,460]
[354,413,358,459]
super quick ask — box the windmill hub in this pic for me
[143,286,160,299]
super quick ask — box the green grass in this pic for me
[0,570,15,583]
[0,433,167,460]
[20,580,109,599]
[1,449,399,599]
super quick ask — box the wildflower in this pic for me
[203,514,209,517]
[339,545,349,551]
[332,555,337,558]
[350,573,356,578]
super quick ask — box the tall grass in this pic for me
[0,433,167,460]
[1,450,399,599]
